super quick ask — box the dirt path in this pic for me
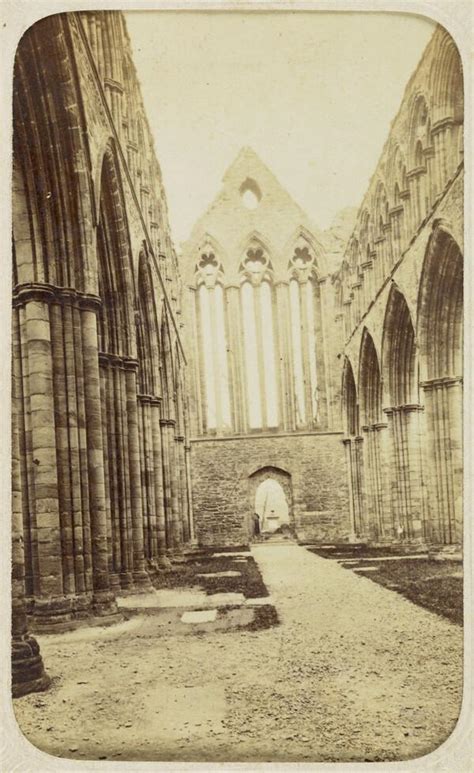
[13,543,463,763]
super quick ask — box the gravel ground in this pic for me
[13,543,463,763]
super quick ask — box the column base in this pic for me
[119,571,135,591]
[30,595,76,629]
[157,554,173,571]
[132,569,153,591]
[92,589,119,617]
[12,635,51,698]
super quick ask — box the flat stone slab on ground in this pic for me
[353,566,380,572]
[119,588,247,610]
[196,571,241,578]
[212,552,251,558]
[244,596,273,606]
[339,554,428,563]
[181,609,218,624]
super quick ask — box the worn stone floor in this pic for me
[13,543,463,764]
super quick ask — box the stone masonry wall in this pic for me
[190,432,350,546]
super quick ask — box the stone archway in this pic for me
[248,467,293,539]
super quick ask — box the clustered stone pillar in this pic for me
[124,358,151,588]
[160,417,184,555]
[16,287,69,626]
[12,308,50,697]
[342,436,366,540]
[138,394,171,570]
[420,378,462,544]
[384,405,425,542]
[361,425,384,540]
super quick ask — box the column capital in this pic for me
[123,357,139,372]
[420,376,462,390]
[13,282,56,306]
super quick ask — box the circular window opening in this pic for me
[240,178,262,210]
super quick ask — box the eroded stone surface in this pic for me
[181,610,218,624]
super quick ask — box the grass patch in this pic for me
[218,603,279,633]
[348,558,462,625]
[152,549,268,599]
[306,544,426,558]
[307,546,463,625]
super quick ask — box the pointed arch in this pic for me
[417,222,463,381]
[284,225,327,276]
[136,248,161,397]
[195,232,226,288]
[160,307,176,421]
[359,329,382,426]
[407,92,431,168]
[342,357,358,436]
[382,284,417,406]
[13,15,96,291]
[97,143,135,357]
[430,31,463,122]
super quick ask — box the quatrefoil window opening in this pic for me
[245,247,267,275]
[197,250,223,289]
[199,251,219,276]
[293,246,313,268]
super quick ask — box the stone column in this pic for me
[361,426,381,541]
[384,404,425,544]
[167,420,182,553]
[138,395,154,562]
[299,279,313,427]
[101,353,121,592]
[151,398,170,567]
[72,301,94,602]
[12,307,50,697]
[186,288,204,436]
[176,435,189,542]
[275,281,293,431]
[353,436,367,539]
[160,417,172,551]
[343,438,357,541]
[185,442,195,541]
[420,378,462,545]
[375,422,391,537]
[124,358,151,588]
[17,287,69,625]
[112,358,134,590]
[81,303,117,615]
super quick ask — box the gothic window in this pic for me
[240,242,278,429]
[196,247,231,432]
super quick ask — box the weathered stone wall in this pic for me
[11,11,192,696]
[336,26,464,547]
[191,432,350,546]
[181,147,348,438]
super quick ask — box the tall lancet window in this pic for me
[289,241,320,427]
[240,243,279,429]
[196,248,231,432]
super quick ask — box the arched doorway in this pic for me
[248,466,293,539]
[255,479,289,534]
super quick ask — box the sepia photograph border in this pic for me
[0,0,471,770]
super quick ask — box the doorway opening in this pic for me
[248,466,293,540]
[255,479,289,534]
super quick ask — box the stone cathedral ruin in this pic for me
[11,12,463,697]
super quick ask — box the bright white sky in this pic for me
[125,11,435,246]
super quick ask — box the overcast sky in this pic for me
[125,11,435,246]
